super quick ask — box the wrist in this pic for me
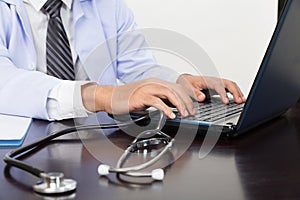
[81,83,114,113]
[96,85,115,113]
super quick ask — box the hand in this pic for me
[176,74,246,104]
[81,78,195,119]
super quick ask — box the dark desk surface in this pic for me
[1,101,300,200]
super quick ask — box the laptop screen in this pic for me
[236,0,300,132]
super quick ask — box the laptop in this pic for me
[131,0,300,137]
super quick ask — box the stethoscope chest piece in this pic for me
[33,172,77,195]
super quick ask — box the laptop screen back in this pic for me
[236,0,300,132]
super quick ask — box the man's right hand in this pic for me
[81,78,195,119]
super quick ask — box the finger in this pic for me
[162,89,190,117]
[212,83,229,104]
[146,84,188,118]
[193,89,206,102]
[236,84,246,102]
[175,86,196,116]
[138,82,190,118]
[151,98,177,119]
[176,75,206,105]
[224,80,246,103]
[176,75,196,98]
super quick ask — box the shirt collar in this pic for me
[24,0,72,11]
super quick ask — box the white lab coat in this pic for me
[0,0,178,119]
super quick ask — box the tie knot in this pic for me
[43,0,63,18]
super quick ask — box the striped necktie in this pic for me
[43,0,75,80]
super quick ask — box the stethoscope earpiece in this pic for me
[97,164,110,176]
[151,168,164,181]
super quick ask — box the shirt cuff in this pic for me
[47,80,92,120]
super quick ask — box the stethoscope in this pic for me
[3,110,174,195]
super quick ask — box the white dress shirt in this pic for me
[23,0,90,120]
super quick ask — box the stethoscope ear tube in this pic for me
[97,109,173,181]
[97,137,174,180]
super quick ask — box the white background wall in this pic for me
[126,0,278,96]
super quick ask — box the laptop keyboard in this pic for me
[175,100,244,123]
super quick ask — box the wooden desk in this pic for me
[1,101,300,200]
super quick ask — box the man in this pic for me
[0,0,245,121]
